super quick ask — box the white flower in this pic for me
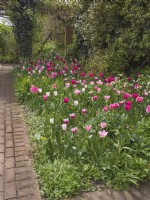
[74,100,78,106]
[81,88,85,92]
[50,118,54,124]
[46,92,50,96]
[62,124,67,130]
[38,88,42,93]
[53,91,58,96]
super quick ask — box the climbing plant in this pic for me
[9,0,36,59]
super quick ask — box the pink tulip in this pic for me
[65,83,70,87]
[126,101,132,106]
[85,125,91,131]
[146,105,150,113]
[100,122,107,129]
[43,95,48,101]
[103,107,109,112]
[82,108,87,114]
[89,72,94,77]
[99,72,104,77]
[104,95,110,101]
[63,118,69,124]
[132,93,138,99]
[92,96,98,101]
[96,80,103,85]
[71,79,76,84]
[123,93,131,99]
[69,113,75,119]
[71,127,78,133]
[74,89,80,94]
[30,85,39,93]
[99,130,108,138]
[136,96,143,103]
[64,98,69,103]
[81,72,85,77]
[125,104,131,111]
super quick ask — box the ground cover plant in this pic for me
[15,55,150,200]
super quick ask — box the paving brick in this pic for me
[113,191,125,199]
[0,164,4,177]
[0,130,4,137]
[5,168,15,182]
[14,132,24,137]
[13,124,25,129]
[5,121,12,127]
[18,187,34,197]
[15,151,28,157]
[130,188,143,200]
[80,191,112,200]
[15,142,25,147]
[6,140,14,148]
[0,144,4,153]
[16,160,31,168]
[17,195,34,200]
[14,135,24,140]
[6,125,13,133]
[16,172,35,181]
[0,192,4,200]
[14,128,24,133]
[15,146,26,152]
[0,137,4,145]
[15,156,28,162]
[14,139,25,144]
[16,179,35,189]
[5,182,16,199]
[123,191,134,200]
[0,179,3,192]
[5,133,13,140]
[0,124,4,130]
[15,167,33,174]
[0,153,4,164]
[5,148,14,157]
[5,157,15,169]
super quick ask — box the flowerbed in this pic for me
[15,55,150,200]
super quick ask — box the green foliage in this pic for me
[37,159,83,199]
[36,42,58,61]
[14,56,150,199]
[9,0,36,59]
[0,24,16,63]
[74,0,150,72]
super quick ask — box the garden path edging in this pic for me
[0,64,41,200]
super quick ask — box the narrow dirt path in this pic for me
[0,65,41,200]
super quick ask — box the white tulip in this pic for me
[74,100,79,106]
[46,92,50,96]
[62,124,67,130]
[53,91,58,96]
[38,88,42,93]
[50,118,54,124]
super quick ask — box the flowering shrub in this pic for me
[15,55,150,199]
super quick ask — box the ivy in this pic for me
[9,0,36,59]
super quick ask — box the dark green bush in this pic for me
[74,0,150,72]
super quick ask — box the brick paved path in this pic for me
[0,65,41,200]
[0,65,150,200]
[69,182,150,200]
